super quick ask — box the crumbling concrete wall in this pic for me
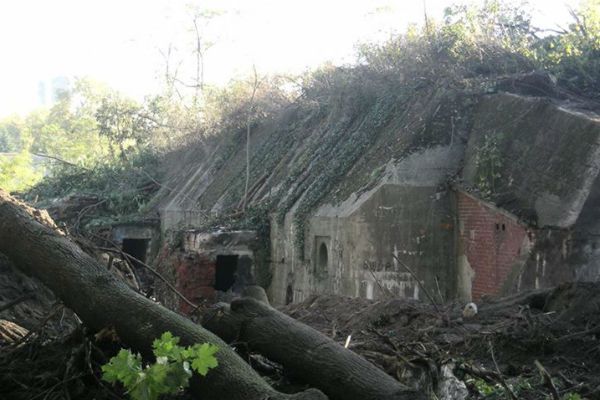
[516,229,574,292]
[515,173,600,292]
[569,173,600,282]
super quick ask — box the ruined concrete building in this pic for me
[116,81,600,309]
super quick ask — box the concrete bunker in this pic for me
[157,91,600,307]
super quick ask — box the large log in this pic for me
[0,190,326,400]
[202,297,426,400]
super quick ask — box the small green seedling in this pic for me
[101,332,218,400]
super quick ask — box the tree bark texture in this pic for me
[202,298,426,400]
[0,190,326,400]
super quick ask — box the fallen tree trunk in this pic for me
[0,190,326,400]
[202,298,426,400]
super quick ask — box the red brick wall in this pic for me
[175,253,216,314]
[457,192,528,300]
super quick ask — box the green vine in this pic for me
[474,133,504,199]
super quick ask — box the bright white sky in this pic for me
[0,0,579,117]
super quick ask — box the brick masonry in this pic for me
[174,253,216,314]
[457,191,529,300]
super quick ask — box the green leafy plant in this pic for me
[101,332,219,400]
[472,377,503,396]
[562,393,582,400]
[0,151,44,192]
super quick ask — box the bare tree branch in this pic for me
[243,65,261,211]
[31,152,84,169]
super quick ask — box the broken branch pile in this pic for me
[281,286,600,399]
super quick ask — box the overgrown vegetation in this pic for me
[1,0,599,251]
[0,79,172,225]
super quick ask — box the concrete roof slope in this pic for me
[157,138,223,227]
[154,82,468,230]
[155,86,600,232]
[155,105,307,229]
[315,144,464,219]
[462,93,600,228]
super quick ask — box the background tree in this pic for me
[535,0,600,97]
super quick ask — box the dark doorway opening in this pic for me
[122,238,149,269]
[215,255,238,291]
[286,285,294,305]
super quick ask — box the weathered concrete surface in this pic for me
[516,229,575,292]
[571,173,600,282]
[316,145,464,218]
[463,93,600,228]
[270,185,456,305]
[112,223,158,245]
[183,230,257,257]
[515,173,600,293]
[268,145,464,305]
[156,142,220,231]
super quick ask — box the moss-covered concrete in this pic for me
[463,93,600,228]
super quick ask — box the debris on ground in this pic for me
[2,242,600,400]
[282,283,600,399]
[0,255,122,400]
